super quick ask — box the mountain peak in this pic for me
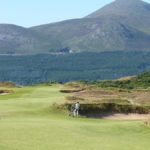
[116,0,140,2]
[86,0,150,18]
[115,0,145,4]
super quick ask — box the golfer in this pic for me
[74,102,80,117]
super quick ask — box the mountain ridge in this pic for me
[0,0,150,54]
[86,0,150,34]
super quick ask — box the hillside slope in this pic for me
[89,70,150,89]
[31,16,150,52]
[30,0,150,52]
[0,24,60,54]
[0,0,150,54]
[87,0,150,34]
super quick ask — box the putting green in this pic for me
[0,85,150,150]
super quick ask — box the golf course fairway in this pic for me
[0,85,150,150]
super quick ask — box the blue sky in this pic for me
[0,0,149,27]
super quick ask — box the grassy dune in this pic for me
[0,85,150,150]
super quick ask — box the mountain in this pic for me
[86,0,150,34]
[0,0,150,54]
[31,16,150,52]
[0,24,58,54]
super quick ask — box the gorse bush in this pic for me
[86,71,150,89]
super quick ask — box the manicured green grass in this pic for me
[0,85,150,150]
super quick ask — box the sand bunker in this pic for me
[104,113,150,120]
